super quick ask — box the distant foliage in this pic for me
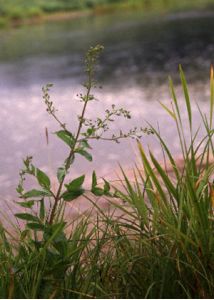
[0,0,124,18]
[1,0,214,22]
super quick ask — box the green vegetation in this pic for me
[0,46,214,298]
[1,0,214,28]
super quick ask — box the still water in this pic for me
[0,10,213,200]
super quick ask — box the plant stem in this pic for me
[48,69,93,225]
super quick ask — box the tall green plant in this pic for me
[0,45,152,298]
[15,44,151,238]
[110,66,214,298]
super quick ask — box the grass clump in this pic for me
[0,46,213,298]
[107,66,214,298]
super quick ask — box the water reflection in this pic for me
[0,10,213,199]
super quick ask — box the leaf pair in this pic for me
[36,168,51,190]
[55,130,75,147]
[16,198,46,231]
[91,171,111,196]
[56,130,93,162]
[22,189,52,199]
[62,175,85,201]
[15,212,45,231]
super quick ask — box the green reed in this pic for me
[109,65,214,298]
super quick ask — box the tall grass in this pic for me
[109,66,214,298]
[0,47,213,298]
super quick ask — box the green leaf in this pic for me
[169,76,182,124]
[92,171,97,189]
[17,200,35,208]
[15,213,39,222]
[179,65,192,130]
[62,189,84,201]
[55,130,75,147]
[39,199,45,220]
[149,152,178,200]
[27,223,45,231]
[57,155,75,183]
[36,168,51,190]
[138,142,168,205]
[159,101,176,120]
[103,179,110,194]
[91,171,105,196]
[65,175,85,191]
[22,189,52,199]
[16,183,24,195]
[86,128,94,136]
[91,187,104,196]
[57,166,66,183]
[76,149,92,161]
[113,190,121,198]
[62,174,85,201]
[80,139,92,149]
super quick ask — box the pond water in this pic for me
[0,10,214,201]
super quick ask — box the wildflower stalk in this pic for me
[16,44,152,228]
[48,48,95,224]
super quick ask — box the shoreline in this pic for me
[1,0,214,30]
[0,3,138,29]
[1,9,93,29]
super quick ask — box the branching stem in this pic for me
[49,62,93,224]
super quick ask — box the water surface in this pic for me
[0,10,213,200]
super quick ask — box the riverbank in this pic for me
[1,0,214,29]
